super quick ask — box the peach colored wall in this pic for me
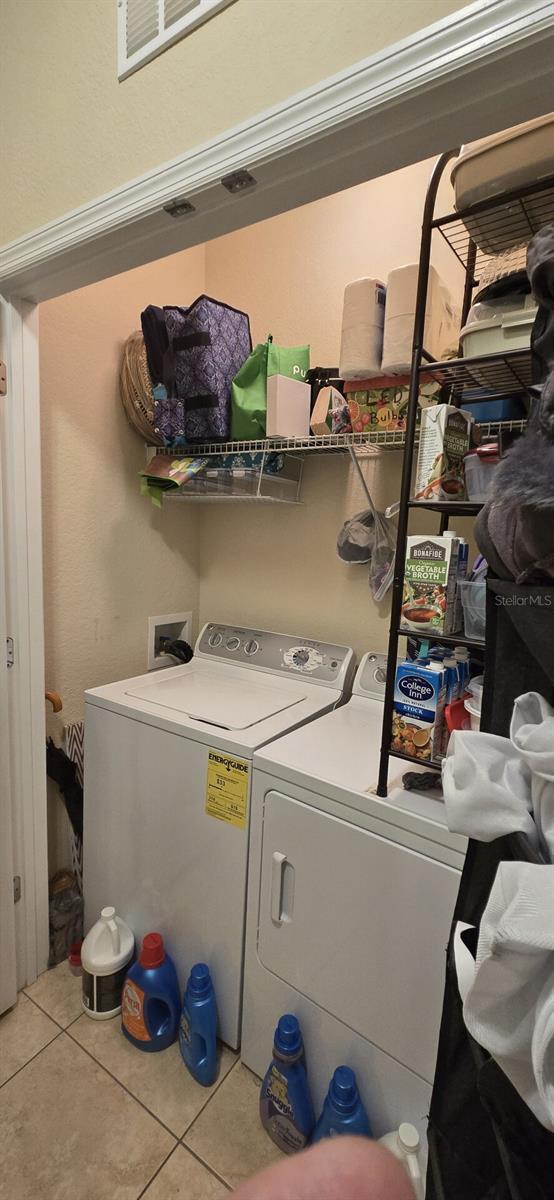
[1,0,468,244]
[198,159,469,659]
[39,156,471,868]
[40,246,205,742]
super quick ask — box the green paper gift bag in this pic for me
[230,334,310,439]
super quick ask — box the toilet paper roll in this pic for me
[339,278,386,380]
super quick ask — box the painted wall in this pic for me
[1,0,468,244]
[39,155,470,869]
[199,158,469,659]
[40,246,205,741]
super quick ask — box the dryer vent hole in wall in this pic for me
[147,611,192,670]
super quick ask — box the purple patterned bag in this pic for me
[157,296,251,442]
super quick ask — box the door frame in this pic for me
[0,298,48,990]
[1,0,553,982]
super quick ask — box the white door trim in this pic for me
[0,297,49,987]
[1,0,553,300]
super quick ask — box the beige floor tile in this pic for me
[70,1014,237,1136]
[184,1062,282,1188]
[24,960,82,1028]
[0,1034,175,1200]
[142,1145,228,1198]
[0,993,60,1086]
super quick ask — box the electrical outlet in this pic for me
[148,611,193,670]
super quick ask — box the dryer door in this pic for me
[258,791,460,1082]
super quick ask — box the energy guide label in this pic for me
[205,750,249,829]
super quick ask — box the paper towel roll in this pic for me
[382,264,460,374]
[339,278,386,380]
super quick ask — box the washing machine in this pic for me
[241,652,467,1135]
[83,623,355,1047]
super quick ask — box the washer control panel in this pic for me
[197,624,354,687]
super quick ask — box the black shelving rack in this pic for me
[375,157,554,797]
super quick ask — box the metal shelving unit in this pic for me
[376,159,554,797]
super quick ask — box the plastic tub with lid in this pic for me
[464,444,500,502]
[460,293,537,360]
[466,674,484,710]
[451,115,554,254]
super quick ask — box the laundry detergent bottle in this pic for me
[179,963,218,1086]
[260,1014,315,1153]
[379,1123,424,1199]
[81,907,134,1020]
[312,1066,372,1142]
[121,933,180,1051]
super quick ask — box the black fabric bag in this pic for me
[481,580,554,737]
[426,833,554,1200]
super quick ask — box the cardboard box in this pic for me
[401,534,460,636]
[392,660,446,763]
[344,376,440,433]
[414,405,473,501]
[266,374,311,438]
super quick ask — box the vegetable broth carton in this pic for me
[392,660,446,764]
[401,534,460,636]
[414,405,473,501]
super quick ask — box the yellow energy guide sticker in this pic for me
[205,749,249,828]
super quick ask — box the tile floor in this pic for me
[0,963,282,1199]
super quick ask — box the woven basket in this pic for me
[120,331,164,445]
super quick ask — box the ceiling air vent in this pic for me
[118,0,236,81]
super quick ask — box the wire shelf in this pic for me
[421,349,533,398]
[397,629,485,650]
[147,430,409,459]
[147,418,525,462]
[433,176,554,277]
[408,499,483,515]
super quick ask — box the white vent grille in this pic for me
[118,0,235,80]
[164,0,199,30]
[126,0,158,56]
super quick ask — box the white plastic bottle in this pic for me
[81,906,134,1020]
[379,1123,425,1199]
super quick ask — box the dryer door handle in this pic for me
[271,852,287,924]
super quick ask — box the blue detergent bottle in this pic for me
[179,963,218,1086]
[260,1014,315,1154]
[312,1066,372,1142]
[121,932,180,1051]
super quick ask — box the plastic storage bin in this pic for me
[458,580,486,641]
[459,302,537,360]
[451,115,554,253]
[463,674,484,732]
[166,454,304,503]
[460,392,527,422]
[464,446,499,502]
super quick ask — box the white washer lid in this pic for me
[125,669,307,731]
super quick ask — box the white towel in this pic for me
[462,860,554,1131]
[442,727,538,846]
[511,692,554,862]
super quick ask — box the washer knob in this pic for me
[226,636,241,651]
[244,639,259,656]
[208,632,223,648]
[292,648,310,667]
